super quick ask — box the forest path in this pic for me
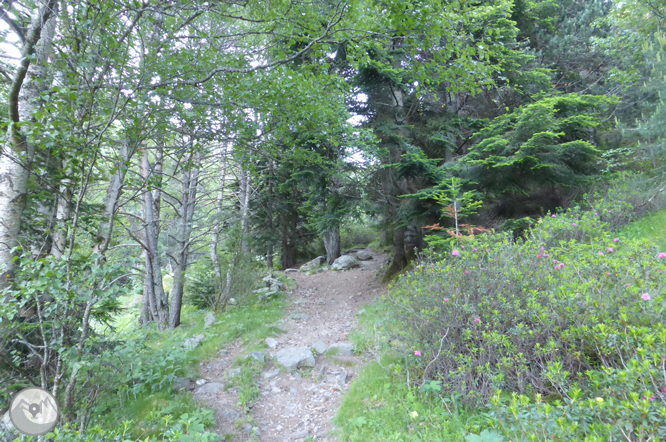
[194,248,389,442]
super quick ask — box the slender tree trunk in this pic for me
[140,148,168,330]
[0,0,58,283]
[170,151,201,328]
[50,159,72,258]
[92,139,132,256]
[239,165,251,253]
[210,148,227,306]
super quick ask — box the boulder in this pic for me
[246,351,266,364]
[331,255,360,271]
[356,250,372,260]
[312,341,327,355]
[276,347,316,371]
[204,313,218,329]
[197,382,224,394]
[327,342,354,356]
[300,256,326,272]
[183,334,204,349]
[173,376,192,391]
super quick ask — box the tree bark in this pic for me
[170,151,201,328]
[50,159,72,258]
[239,165,251,254]
[323,228,341,265]
[0,0,58,283]
[92,139,133,256]
[210,148,228,307]
[140,147,168,330]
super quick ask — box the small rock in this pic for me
[358,309,366,315]
[290,388,298,394]
[183,334,204,349]
[246,351,266,364]
[312,341,327,355]
[263,368,281,379]
[219,349,228,356]
[272,387,282,393]
[290,430,310,440]
[327,342,354,356]
[294,372,302,379]
[204,313,218,328]
[290,312,310,321]
[356,250,372,260]
[220,410,239,420]
[276,347,315,371]
[227,368,242,378]
[337,369,348,385]
[285,268,298,273]
[173,376,191,391]
[197,382,223,394]
[243,423,253,433]
[229,297,236,305]
[265,337,279,349]
[196,379,207,386]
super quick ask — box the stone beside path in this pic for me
[191,248,388,441]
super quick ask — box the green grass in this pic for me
[620,208,666,250]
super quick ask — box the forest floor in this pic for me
[193,248,390,442]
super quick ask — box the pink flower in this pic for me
[461,246,465,249]
[554,259,559,263]
[614,238,620,242]
[650,396,656,401]
[608,247,613,253]
[575,293,581,297]
[552,215,556,218]
[472,248,477,252]
[554,265,560,270]
[642,293,651,301]
[452,250,460,256]
[595,213,599,216]
[414,350,421,357]
[473,317,481,324]
[663,387,666,394]
[540,246,545,251]
[660,270,664,274]
[598,252,604,256]
[443,298,450,302]
[464,270,470,274]
[572,223,577,226]
[659,252,666,259]
[537,254,543,259]
[624,284,630,287]
[608,210,612,213]
[487,249,491,253]
[606,272,611,276]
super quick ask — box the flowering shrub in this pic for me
[388,207,666,439]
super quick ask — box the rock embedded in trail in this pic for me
[355,250,372,260]
[246,351,266,364]
[204,313,218,328]
[265,337,279,349]
[290,312,310,321]
[276,347,316,371]
[263,368,281,379]
[197,382,224,394]
[183,334,204,349]
[327,342,354,356]
[312,341,327,355]
[331,255,361,271]
[173,376,192,391]
[300,256,326,272]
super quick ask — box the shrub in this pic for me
[386,206,666,439]
[341,220,377,250]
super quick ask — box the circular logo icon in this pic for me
[8,387,59,436]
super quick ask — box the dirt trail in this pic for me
[194,249,389,442]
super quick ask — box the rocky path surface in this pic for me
[193,249,388,442]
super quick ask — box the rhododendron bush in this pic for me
[389,206,666,440]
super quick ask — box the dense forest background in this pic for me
[2,0,666,440]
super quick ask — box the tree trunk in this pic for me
[50,159,72,258]
[323,228,341,265]
[0,0,58,284]
[170,151,201,328]
[92,139,132,256]
[239,165,251,253]
[210,148,228,307]
[384,225,408,280]
[140,148,168,330]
